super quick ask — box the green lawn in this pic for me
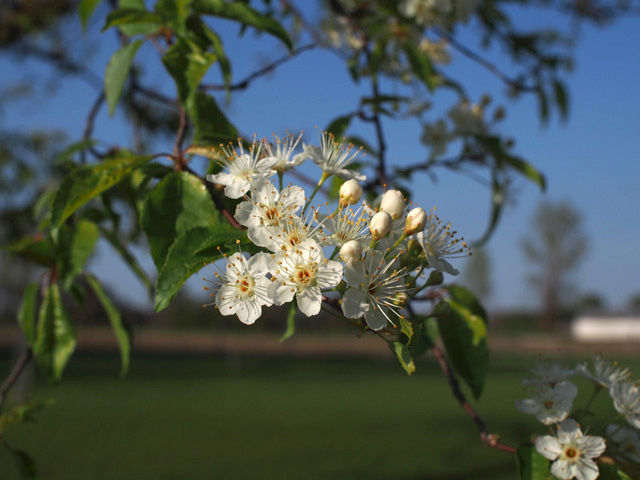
[0,351,635,479]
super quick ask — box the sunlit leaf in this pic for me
[17,282,39,346]
[390,341,416,375]
[57,219,100,289]
[516,443,550,480]
[105,40,144,116]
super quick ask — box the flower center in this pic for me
[564,447,578,459]
[265,207,280,221]
[294,267,314,287]
[543,401,554,410]
[236,275,255,298]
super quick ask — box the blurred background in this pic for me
[1,0,640,478]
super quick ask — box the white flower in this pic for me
[611,381,640,429]
[267,240,343,317]
[523,358,576,389]
[418,39,451,65]
[380,190,406,220]
[370,211,393,241]
[421,120,450,158]
[405,207,427,235]
[516,381,578,425]
[339,240,363,264]
[535,419,606,480]
[206,139,277,199]
[339,179,363,206]
[234,180,305,248]
[448,101,485,135]
[263,132,306,173]
[342,250,408,331]
[416,208,470,275]
[213,252,273,325]
[315,204,371,249]
[400,0,452,25]
[607,424,640,462]
[303,131,366,181]
[577,355,631,391]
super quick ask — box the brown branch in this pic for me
[81,92,106,164]
[434,27,536,93]
[173,105,188,162]
[0,348,33,413]
[202,43,317,92]
[431,345,516,454]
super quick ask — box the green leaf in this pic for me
[4,234,56,267]
[396,316,414,342]
[117,0,162,36]
[403,41,436,91]
[438,285,489,399]
[105,40,144,116]
[78,0,103,31]
[57,219,100,290]
[102,7,163,33]
[2,442,37,480]
[326,114,353,139]
[86,275,131,375]
[33,284,76,382]
[154,226,246,311]
[483,136,546,191]
[280,302,296,342]
[155,0,192,34]
[389,341,416,375]
[516,443,550,480]
[185,17,232,92]
[193,0,293,51]
[162,37,217,108]
[599,464,633,480]
[17,282,39,346]
[50,152,152,233]
[409,316,438,359]
[425,270,444,287]
[553,79,569,120]
[0,400,54,434]
[141,171,220,270]
[189,92,239,146]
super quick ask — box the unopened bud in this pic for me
[405,207,427,235]
[339,179,362,206]
[339,240,363,263]
[380,190,405,219]
[493,106,506,122]
[369,211,392,241]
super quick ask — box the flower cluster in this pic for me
[517,355,640,479]
[202,131,470,329]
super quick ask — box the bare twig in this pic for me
[0,348,33,413]
[431,345,516,454]
[434,27,536,93]
[81,92,106,164]
[202,43,317,92]
[173,105,188,162]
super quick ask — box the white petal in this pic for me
[550,459,574,480]
[316,260,343,289]
[535,436,562,461]
[216,285,239,316]
[268,281,295,306]
[515,399,539,415]
[225,179,251,199]
[247,252,269,277]
[296,287,322,317]
[341,288,369,319]
[364,307,389,331]
[234,200,256,227]
[344,259,366,286]
[207,172,234,186]
[575,458,600,480]
[280,185,305,212]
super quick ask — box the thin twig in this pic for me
[434,27,536,93]
[431,345,516,453]
[81,92,106,164]
[0,348,33,413]
[173,105,188,162]
[202,43,317,91]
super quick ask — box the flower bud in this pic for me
[370,211,392,241]
[404,207,427,235]
[380,190,405,219]
[339,179,362,206]
[339,240,363,263]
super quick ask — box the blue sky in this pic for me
[3,4,639,312]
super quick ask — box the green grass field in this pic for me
[0,351,634,479]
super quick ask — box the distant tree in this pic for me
[462,247,492,302]
[521,200,588,329]
[573,293,606,314]
[628,293,640,312]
